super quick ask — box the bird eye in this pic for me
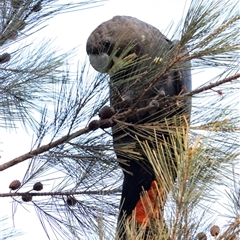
[102,40,111,49]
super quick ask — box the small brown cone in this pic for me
[99,106,115,119]
[33,182,43,191]
[66,196,77,206]
[88,119,100,130]
[210,225,220,236]
[9,180,21,190]
[100,119,114,129]
[22,194,32,202]
[196,232,207,240]
[0,53,11,64]
[32,1,42,12]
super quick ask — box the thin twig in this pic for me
[0,189,121,197]
[0,72,239,172]
[180,72,240,97]
[0,127,89,171]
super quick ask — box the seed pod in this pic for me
[99,106,115,119]
[88,119,100,130]
[0,53,11,64]
[32,1,42,12]
[33,182,43,191]
[22,194,32,202]
[196,232,207,240]
[66,196,77,206]
[9,180,21,190]
[210,225,220,236]
[100,118,113,129]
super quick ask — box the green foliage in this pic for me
[0,0,239,239]
[0,0,104,130]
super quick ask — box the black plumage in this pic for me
[86,15,192,238]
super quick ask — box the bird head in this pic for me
[86,16,168,75]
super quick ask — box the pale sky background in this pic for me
[0,0,238,239]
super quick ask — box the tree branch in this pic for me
[181,72,240,97]
[0,127,89,171]
[0,189,120,197]
[0,72,239,172]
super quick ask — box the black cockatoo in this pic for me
[86,16,192,238]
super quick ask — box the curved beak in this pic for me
[89,53,111,73]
